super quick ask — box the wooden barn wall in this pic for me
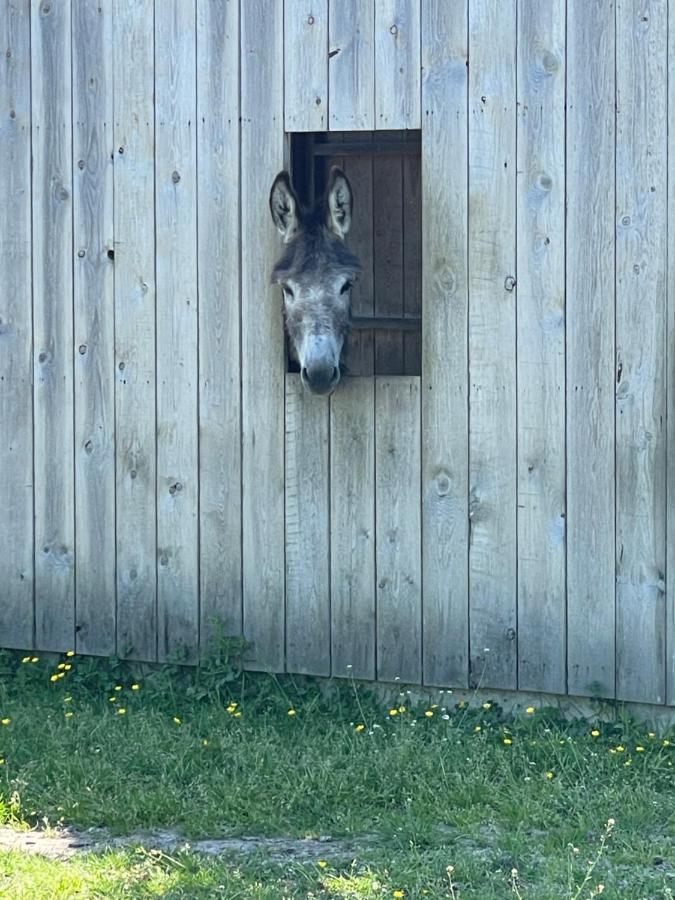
[0,0,673,707]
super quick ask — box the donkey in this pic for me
[269,167,360,395]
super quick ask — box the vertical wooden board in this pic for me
[421,0,469,687]
[285,376,330,675]
[402,151,421,375]
[376,377,421,684]
[328,0,375,130]
[284,0,328,132]
[73,0,116,657]
[241,0,285,671]
[330,378,376,679]
[0,0,33,649]
[566,0,615,698]
[114,0,157,661]
[516,1,566,694]
[374,0,421,129]
[197,0,241,653]
[32,0,75,651]
[343,151,375,376]
[615,0,667,704]
[373,151,404,373]
[669,0,675,707]
[155,0,199,664]
[468,0,517,689]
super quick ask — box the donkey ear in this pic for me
[269,171,301,243]
[325,167,353,239]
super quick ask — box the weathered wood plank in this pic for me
[376,377,421,684]
[241,0,286,671]
[328,0,375,130]
[402,150,421,375]
[155,0,199,664]
[468,0,517,689]
[420,0,469,687]
[0,0,33,650]
[668,4,675,707]
[374,0,421,129]
[343,150,374,376]
[516,0,566,694]
[566,0,616,698]
[330,377,376,679]
[284,0,328,132]
[32,0,75,651]
[615,0,667,704]
[285,376,330,675]
[114,0,157,661]
[373,147,404,374]
[73,0,115,657]
[197,0,242,653]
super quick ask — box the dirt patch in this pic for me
[0,825,363,863]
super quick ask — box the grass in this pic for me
[0,647,673,898]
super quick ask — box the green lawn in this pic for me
[0,648,673,898]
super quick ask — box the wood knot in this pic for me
[435,471,451,497]
[78,159,85,170]
[505,627,516,641]
[77,249,85,258]
[84,440,93,455]
[541,50,560,73]
[390,23,398,35]
[504,275,516,292]
[169,481,183,495]
[307,14,315,24]
[172,170,181,183]
[78,344,87,354]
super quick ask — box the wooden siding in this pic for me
[1,0,674,709]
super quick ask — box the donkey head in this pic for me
[269,167,360,395]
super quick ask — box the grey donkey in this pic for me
[269,167,361,395]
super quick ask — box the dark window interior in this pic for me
[289,131,422,377]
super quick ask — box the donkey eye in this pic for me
[283,285,294,299]
[340,281,352,295]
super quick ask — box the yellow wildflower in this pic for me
[546,771,554,780]
[503,738,512,746]
[482,702,492,710]
[1,718,10,726]
[64,664,72,671]
[635,746,645,753]
[226,705,237,714]
[591,729,600,737]
[66,650,75,658]
[474,725,481,732]
[425,710,434,718]
[393,892,405,899]
[117,708,127,716]
[50,674,59,682]
[287,709,297,717]
[525,706,535,714]
[65,711,74,719]
[21,656,30,664]
[114,685,123,692]
[398,705,406,713]
[202,739,209,746]
[663,739,671,747]
[109,696,117,703]
[173,717,181,725]
[389,708,398,717]
[317,860,327,869]
[64,695,72,703]
[0,759,5,765]
[30,657,39,663]
[648,732,656,739]
[615,745,625,753]
[131,684,140,691]
[355,724,365,732]
[233,711,242,718]
[57,663,66,670]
